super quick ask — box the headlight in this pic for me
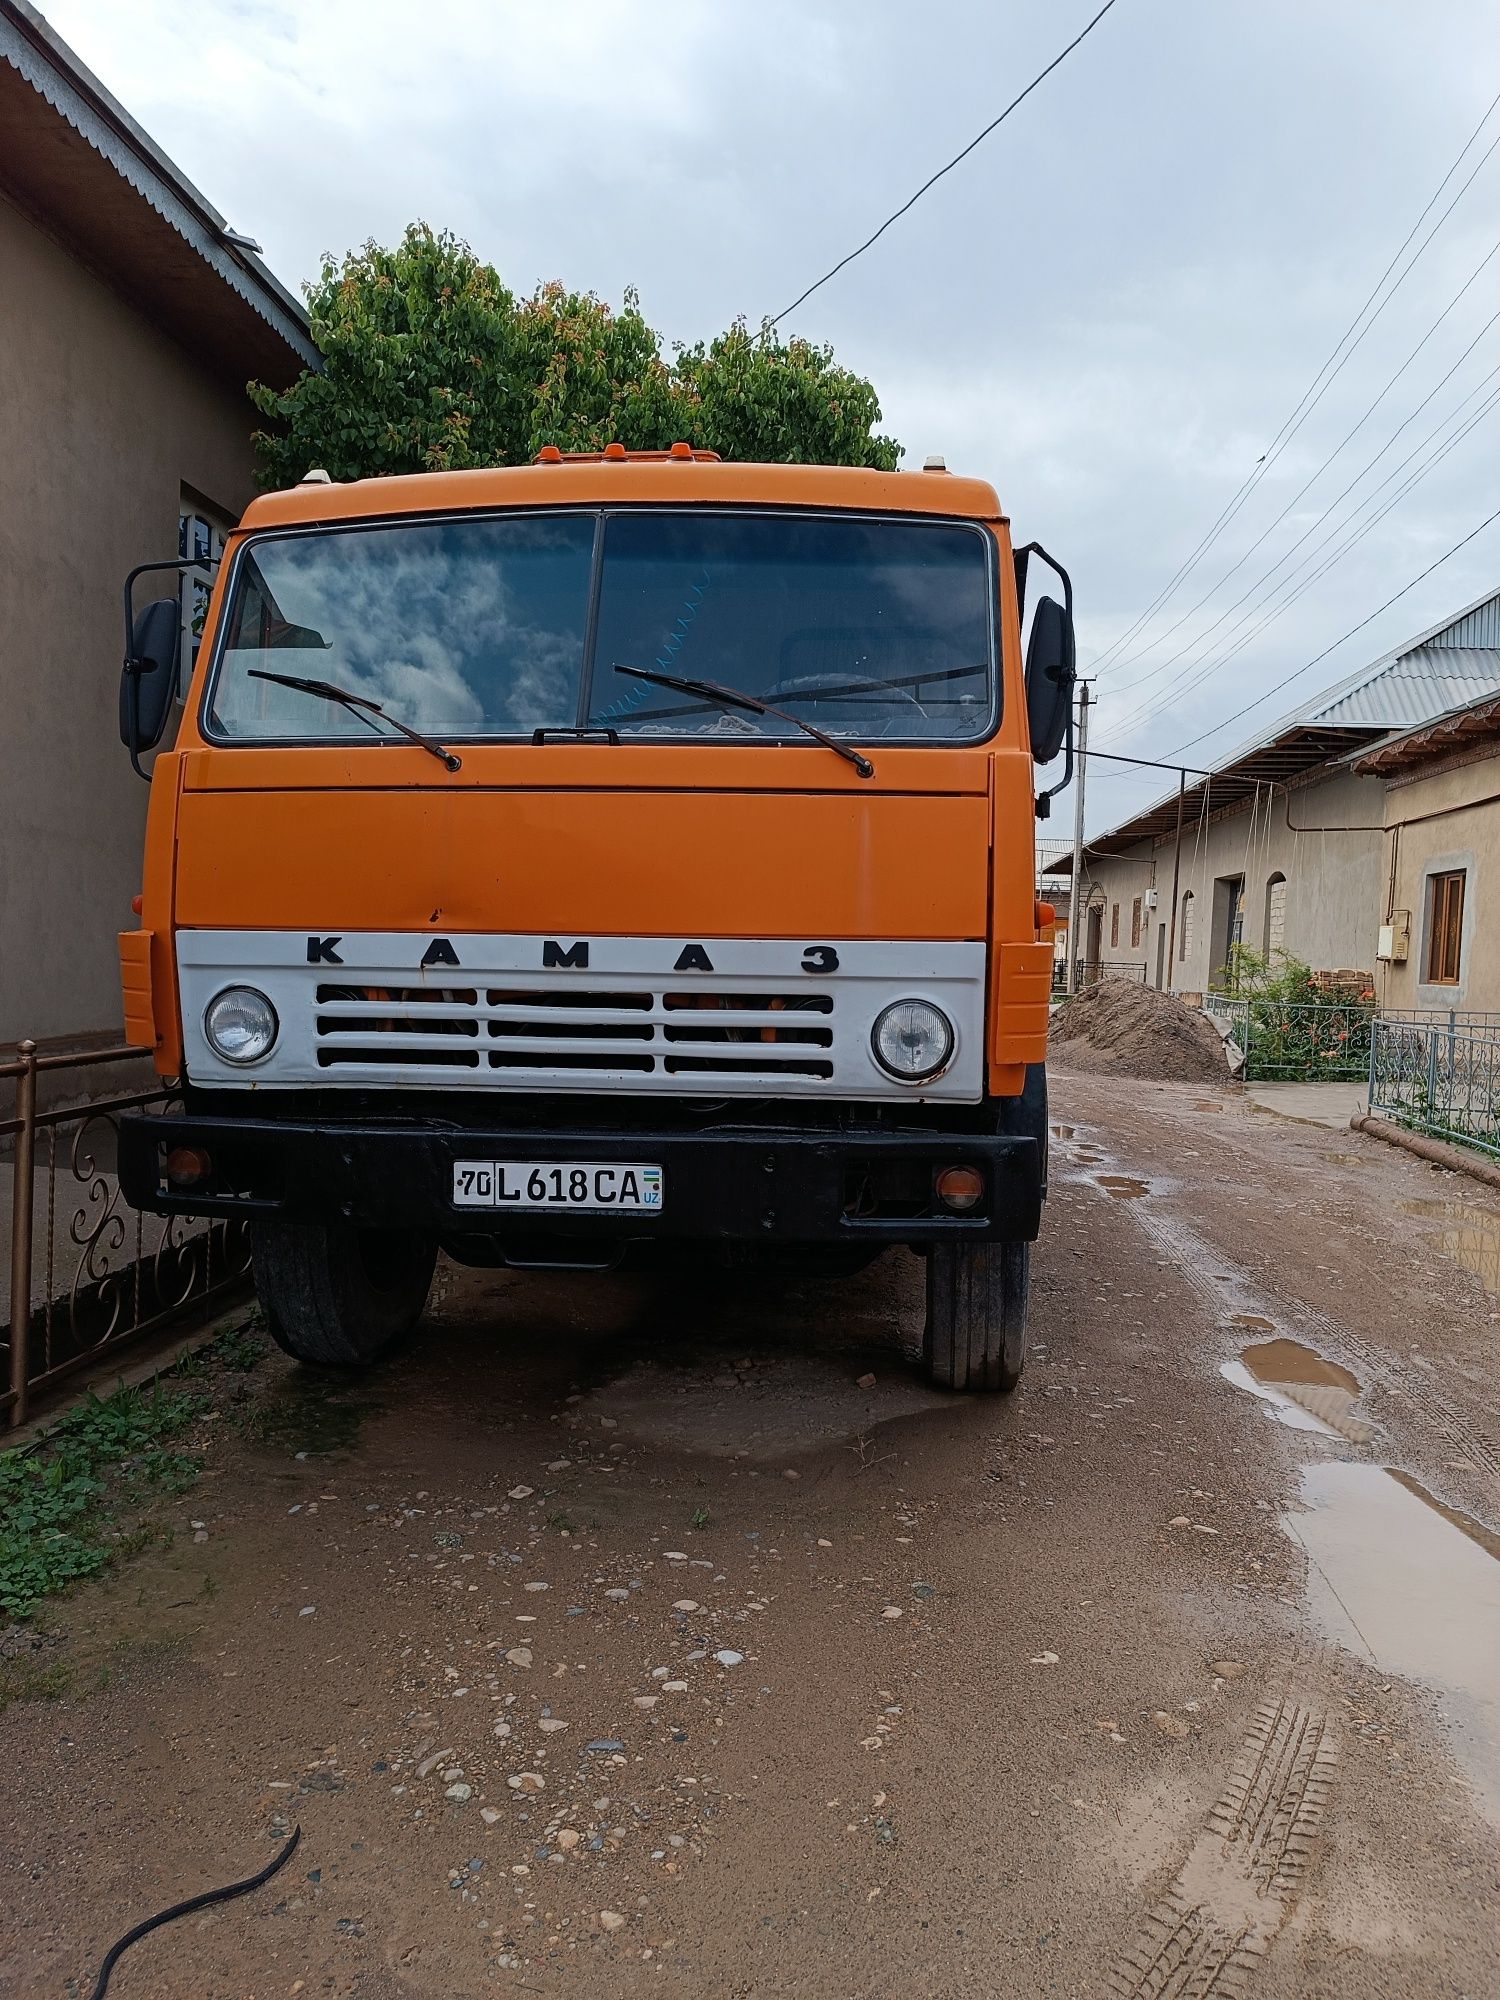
[204,986,278,1065]
[870,999,954,1082]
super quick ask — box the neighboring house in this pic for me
[0,0,314,1048]
[1350,690,1500,1014]
[1063,588,1500,994]
[1036,840,1072,973]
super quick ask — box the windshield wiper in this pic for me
[611,664,874,779]
[246,670,461,771]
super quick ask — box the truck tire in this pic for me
[922,1239,1028,1393]
[251,1218,436,1367]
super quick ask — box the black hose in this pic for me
[85,1823,302,2000]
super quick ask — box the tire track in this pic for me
[1106,1695,1340,2000]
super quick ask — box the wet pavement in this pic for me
[1402,1193,1500,1295]
[4,1072,1500,1998]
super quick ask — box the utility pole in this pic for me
[1165,766,1186,990]
[1065,683,1091,995]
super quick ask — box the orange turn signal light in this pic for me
[164,1145,212,1189]
[935,1165,985,1211]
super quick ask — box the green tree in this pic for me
[250,223,900,487]
[671,319,899,469]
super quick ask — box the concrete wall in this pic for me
[1374,748,1500,1014]
[1078,766,1387,994]
[0,192,256,1044]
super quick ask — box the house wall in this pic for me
[0,191,256,1044]
[1375,747,1500,1014]
[1079,766,1387,994]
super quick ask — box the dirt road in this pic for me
[5,1071,1500,1999]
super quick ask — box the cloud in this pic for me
[43,0,1500,832]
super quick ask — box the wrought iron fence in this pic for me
[1205,996,1500,1084]
[1369,1017,1500,1158]
[2,1042,252,1428]
[1234,998,1377,1082]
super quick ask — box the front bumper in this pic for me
[117,1111,1043,1246]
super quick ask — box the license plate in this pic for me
[451,1160,663,1212]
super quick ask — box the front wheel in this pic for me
[922,1238,1028,1393]
[252,1218,436,1367]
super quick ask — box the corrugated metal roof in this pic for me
[1429,591,1500,649]
[1083,584,1500,857]
[1306,648,1500,728]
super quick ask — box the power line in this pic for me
[1099,302,1500,727]
[1163,378,1500,691]
[1088,84,1500,673]
[1158,501,1500,760]
[1102,214,1500,701]
[768,0,1122,328]
[1099,364,1500,743]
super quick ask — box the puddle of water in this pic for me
[1230,1313,1276,1332]
[1073,1147,1107,1167]
[1050,1123,1077,1140]
[1287,1460,1500,1828]
[1401,1197,1500,1295]
[1191,1100,1225,1112]
[1220,1338,1370,1441]
[1095,1174,1148,1201]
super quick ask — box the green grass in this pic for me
[0,1654,72,1711]
[0,1378,208,1622]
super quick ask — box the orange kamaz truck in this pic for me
[114,448,1076,1391]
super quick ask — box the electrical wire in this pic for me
[1159,500,1500,760]
[1102,215,1500,698]
[1103,366,1500,742]
[1089,84,1500,674]
[1098,362,1500,740]
[768,0,1121,327]
[1104,313,1500,709]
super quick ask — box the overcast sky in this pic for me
[46,0,1500,832]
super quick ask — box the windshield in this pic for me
[205,509,995,747]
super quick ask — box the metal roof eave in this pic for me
[1070,723,1382,867]
[0,0,315,380]
[1349,687,1500,775]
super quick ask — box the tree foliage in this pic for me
[250,223,900,488]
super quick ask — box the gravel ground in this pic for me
[4,1070,1500,1999]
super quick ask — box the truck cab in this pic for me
[115,448,1074,1391]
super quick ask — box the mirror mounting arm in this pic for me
[121,556,219,783]
[1017,540,1077,817]
[121,661,149,782]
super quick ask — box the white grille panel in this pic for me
[177,933,987,1102]
[312,985,837,1079]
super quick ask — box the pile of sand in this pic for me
[1048,979,1230,1084]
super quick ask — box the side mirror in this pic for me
[1025,594,1076,765]
[119,598,181,777]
